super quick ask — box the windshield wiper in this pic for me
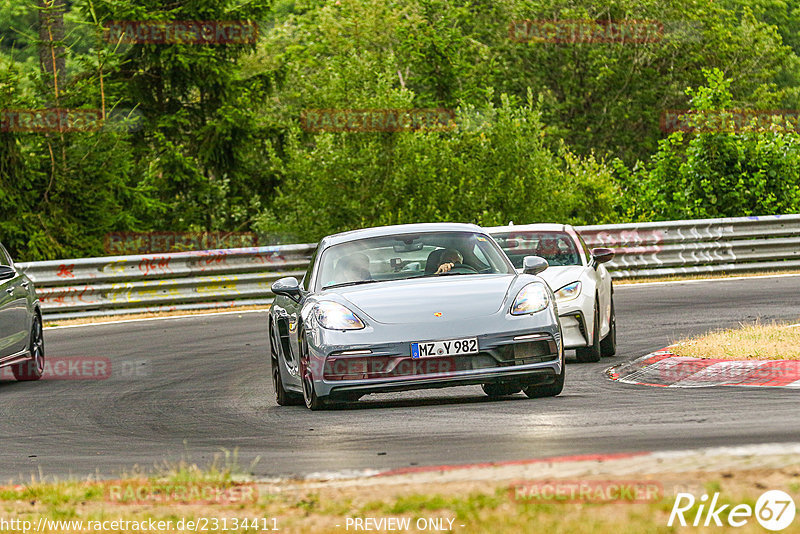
[322,279,383,290]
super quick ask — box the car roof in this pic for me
[320,222,485,248]
[484,223,573,233]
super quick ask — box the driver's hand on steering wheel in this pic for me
[435,262,455,274]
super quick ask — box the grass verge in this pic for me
[672,321,800,360]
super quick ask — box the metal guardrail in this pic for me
[17,214,800,319]
[17,244,316,320]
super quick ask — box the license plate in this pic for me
[411,338,479,359]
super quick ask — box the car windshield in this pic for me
[492,231,582,268]
[317,231,514,290]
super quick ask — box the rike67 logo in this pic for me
[669,490,796,531]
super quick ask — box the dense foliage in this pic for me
[1,0,799,260]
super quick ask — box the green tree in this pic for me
[616,68,800,221]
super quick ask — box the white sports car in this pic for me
[487,224,615,362]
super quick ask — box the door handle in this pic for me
[21,281,29,288]
[5,287,13,294]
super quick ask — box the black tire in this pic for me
[523,350,565,398]
[481,383,521,397]
[270,322,302,406]
[600,296,617,357]
[300,331,328,411]
[574,297,602,363]
[13,314,44,381]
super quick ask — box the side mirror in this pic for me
[522,255,548,275]
[591,248,615,267]
[0,265,16,281]
[271,276,302,300]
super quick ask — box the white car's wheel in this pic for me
[600,296,617,357]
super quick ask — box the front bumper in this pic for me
[307,314,562,398]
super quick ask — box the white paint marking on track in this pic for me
[616,272,800,288]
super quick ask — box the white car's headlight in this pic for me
[510,283,550,315]
[554,281,582,302]
[315,301,366,330]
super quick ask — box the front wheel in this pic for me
[270,321,303,406]
[300,332,328,411]
[13,314,44,381]
[523,352,565,398]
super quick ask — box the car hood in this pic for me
[333,274,517,324]
[535,265,584,292]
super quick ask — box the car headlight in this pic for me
[554,281,582,302]
[510,283,550,315]
[315,301,366,330]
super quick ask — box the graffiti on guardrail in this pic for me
[56,264,76,278]
[138,257,173,277]
[38,286,98,306]
[580,229,665,248]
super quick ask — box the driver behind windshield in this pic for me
[435,249,463,274]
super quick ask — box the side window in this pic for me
[301,247,318,291]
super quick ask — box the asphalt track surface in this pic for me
[1,275,799,481]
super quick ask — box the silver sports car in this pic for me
[268,223,564,410]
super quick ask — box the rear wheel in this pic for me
[600,296,617,357]
[270,321,302,406]
[300,332,328,411]
[575,297,602,363]
[481,383,521,397]
[13,314,44,381]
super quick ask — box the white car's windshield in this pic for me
[492,231,582,268]
[317,231,513,290]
